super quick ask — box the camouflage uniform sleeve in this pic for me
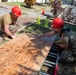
[60,32,70,48]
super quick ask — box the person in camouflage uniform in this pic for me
[39,18,76,62]
[58,26,76,62]
[0,6,21,40]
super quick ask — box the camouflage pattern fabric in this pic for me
[58,27,76,62]
[9,25,19,34]
[60,50,73,62]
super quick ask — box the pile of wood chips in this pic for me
[0,33,56,75]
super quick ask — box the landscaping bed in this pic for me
[20,19,52,34]
[20,19,76,34]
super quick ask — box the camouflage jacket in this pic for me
[58,27,76,52]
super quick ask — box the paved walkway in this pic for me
[0,2,70,18]
[0,2,51,19]
[0,2,13,9]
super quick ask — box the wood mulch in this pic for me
[0,33,56,75]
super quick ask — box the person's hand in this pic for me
[11,35,16,39]
[54,42,61,46]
